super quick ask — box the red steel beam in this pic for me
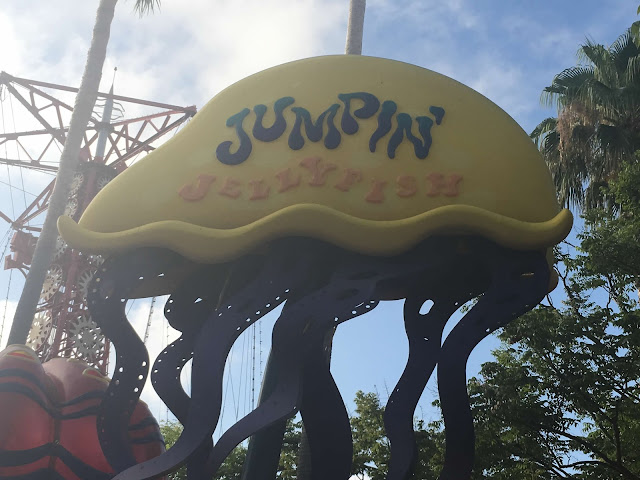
[0,157,59,173]
[0,210,13,224]
[107,113,191,168]
[2,82,66,145]
[12,180,55,228]
[7,73,196,113]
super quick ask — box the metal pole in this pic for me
[345,0,366,55]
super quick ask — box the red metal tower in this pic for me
[0,71,196,373]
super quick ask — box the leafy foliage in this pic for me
[158,422,187,480]
[468,160,640,479]
[278,418,302,480]
[159,418,300,480]
[632,5,640,46]
[470,299,640,478]
[159,422,246,480]
[350,391,443,480]
[350,391,390,479]
[579,156,640,288]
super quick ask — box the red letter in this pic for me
[179,174,216,201]
[366,179,387,203]
[248,179,270,200]
[426,173,462,197]
[300,156,337,186]
[396,175,417,198]
[219,177,242,198]
[443,174,463,196]
[335,168,363,192]
[275,168,301,193]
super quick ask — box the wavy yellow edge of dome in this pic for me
[59,204,572,264]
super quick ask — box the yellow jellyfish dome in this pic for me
[58,55,572,281]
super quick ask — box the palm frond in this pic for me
[595,125,633,173]
[624,54,640,83]
[578,40,610,70]
[584,180,611,211]
[580,80,615,114]
[631,21,640,47]
[540,87,567,109]
[568,124,595,149]
[581,39,626,87]
[133,0,161,16]
[610,29,639,73]
[530,117,558,145]
[546,151,587,209]
[541,129,561,157]
[541,67,594,108]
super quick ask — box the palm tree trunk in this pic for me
[345,0,366,55]
[7,0,118,346]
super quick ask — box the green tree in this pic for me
[159,422,188,480]
[159,422,186,480]
[467,164,640,479]
[278,418,302,480]
[579,156,640,288]
[216,445,248,480]
[470,286,640,478]
[350,391,442,480]
[160,421,247,480]
[8,0,161,345]
[351,391,390,479]
[531,28,640,211]
[159,418,301,480]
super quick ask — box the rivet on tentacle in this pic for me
[113,247,308,480]
[88,248,182,473]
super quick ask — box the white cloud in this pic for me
[2,0,348,108]
[0,13,27,76]
[367,0,480,33]
[0,1,91,84]
[102,0,348,107]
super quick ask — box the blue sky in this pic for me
[0,0,638,434]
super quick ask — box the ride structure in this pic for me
[0,71,196,372]
[57,55,573,479]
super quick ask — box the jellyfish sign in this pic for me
[58,55,573,480]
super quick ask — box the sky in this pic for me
[0,0,638,445]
